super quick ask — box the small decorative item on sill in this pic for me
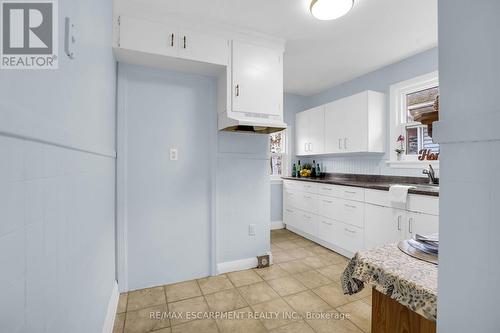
[257,254,270,268]
[395,135,405,161]
[418,149,439,161]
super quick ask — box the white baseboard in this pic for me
[217,250,273,274]
[271,221,284,230]
[102,281,119,333]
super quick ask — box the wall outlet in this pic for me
[169,148,178,161]
[248,224,256,236]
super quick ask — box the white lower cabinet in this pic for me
[283,180,439,257]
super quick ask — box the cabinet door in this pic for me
[295,111,310,156]
[119,16,177,57]
[299,212,318,237]
[308,106,325,154]
[317,217,335,244]
[325,101,345,153]
[407,212,439,238]
[365,204,405,249]
[178,30,229,66]
[231,41,283,116]
[340,92,368,152]
[283,207,299,229]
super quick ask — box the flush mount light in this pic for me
[310,0,354,20]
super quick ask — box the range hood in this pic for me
[218,111,287,134]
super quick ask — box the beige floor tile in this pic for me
[227,269,263,287]
[171,318,218,333]
[152,329,171,333]
[273,240,301,250]
[308,245,335,255]
[278,260,312,274]
[253,265,289,281]
[361,295,372,306]
[317,263,347,283]
[306,310,363,333]
[318,252,349,265]
[238,282,280,305]
[216,307,267,333]
[272,250,296,264]
[294,270,333,289]
[165,280,202,303]
[266,276,308,296]
[168,296,209,326]
[197,274,233,295]
[283,290,332,316]
[268,321,315,333]
[127,286,166,311]
[300,256,331,269]
[117,293,128,314]
[313,283,366,308]
[288,247,315,259]
[292,238,316,248]
[271,243,282,252]
[337,300,372,333]
[124,304,170,333]
[113,313,125,333]
[205,288,247,312]
[250,298,297,330]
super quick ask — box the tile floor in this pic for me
[113,229,372,333]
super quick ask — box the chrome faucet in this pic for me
[423,164,439,185]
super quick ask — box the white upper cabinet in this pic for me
[178,29,229,66]
[119,16,178,57]
[295,106,325,156]
[231,41,283,116]
[325,91,386,154]
[117,16,229,66]
[296,90,386,156]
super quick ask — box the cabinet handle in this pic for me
[344,190,356,195]
[183,36,187,49]
[322,187,332,191]
[344,138,348,150]
[322,200,333,204]
[170,33,174,47]
[235,84,240,97]
[345,228,356,234]
[408,217,413,234]
[285,209,293,213]
[345,204,357,209]
[397,215,402,231]
[304,143,309,152]
[338,138,342,150]
[304,195,312,199]
[303,215,312,219]
[321,220,333,226]
[308,143,313,152]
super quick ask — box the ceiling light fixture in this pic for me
[310,0,354,21]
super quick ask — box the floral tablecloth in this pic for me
[341,243,437,321]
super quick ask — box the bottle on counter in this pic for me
[317,163,321,177]
[297,160,301,178]
[311,160,317,178]
[292,163,297,177]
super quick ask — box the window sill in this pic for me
[386,160,439,170]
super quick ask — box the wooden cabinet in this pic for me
[118,16,229,65]
[294,106,325,156]
[295,90,386,156]
[231,41,283,116]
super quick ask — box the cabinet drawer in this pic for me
[317,195,339,219]
[298,182,318,194]
[283,188,300,208]
[317,184,341,197]
[297,192,318,214]
[338,186,364,201]
[283,207,298,229]
[283,180,300,190]
[336,222,364,254]
[317,216,335,244]
[407,195,439,216]
[338,199,364,228]
[298,212,318,237]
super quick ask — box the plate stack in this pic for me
[398,233,439,264]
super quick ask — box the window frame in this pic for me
[388,71,440,169]
[270,128,289,183]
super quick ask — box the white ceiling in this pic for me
[114,0,438,96]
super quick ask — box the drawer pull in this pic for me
[344,190,357,195]
[285,209,293,213]
[303,215,312,219]
[322,200,333,204]
[304,195,312,199]
[345,228,356,234]
[408,217,413,234]
[344,204,357,209]
[321,221,333,226]
[322,187,332,191]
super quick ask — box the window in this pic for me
[270,130,288,180]
[389,72,440,168]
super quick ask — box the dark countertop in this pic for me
[282,173,439,197]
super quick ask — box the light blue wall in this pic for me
[436,1,500,332]
[118,64,273,280]
[118,64,214,290]
[0,0,117,332]
[298,48,439,178]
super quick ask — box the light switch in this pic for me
[169,148,178,161]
